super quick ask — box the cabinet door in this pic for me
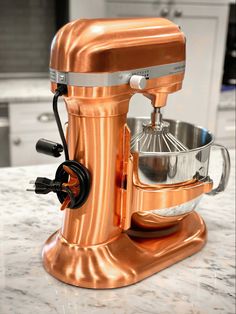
[9,100,67,133]
[163,4,228,131]
[9,101,68,166]
[10,131,65,166]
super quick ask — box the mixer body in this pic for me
[43,90,208,288]
[41,18,230,288]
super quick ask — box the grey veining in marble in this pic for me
[0,150,235,314]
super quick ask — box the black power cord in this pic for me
[29,84,91,210]
[55,160,91,209]
[53,84,69,160]
[52,85,91,208]
[30,161,90,209]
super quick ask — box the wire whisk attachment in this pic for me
[131,108,189,153]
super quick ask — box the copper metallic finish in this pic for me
[50,18,185,73]
[50,17,185,109]
[57,94,210,247]
[42,91,209,288]
[42,211,206,289]
[61,95,130,246]
[131,175,213,212]
[43,18,207,289]
[129,152,212,229]
[126,153,212,230]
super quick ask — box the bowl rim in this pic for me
[128,117,215,156]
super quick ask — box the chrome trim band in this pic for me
[49,61,185,87]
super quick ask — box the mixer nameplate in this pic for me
[49,61,185,87]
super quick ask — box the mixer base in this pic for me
[42,211,206,289]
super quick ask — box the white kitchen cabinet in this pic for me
[10,131,65,166]
[107,1,229,133]
[9,101,67,166]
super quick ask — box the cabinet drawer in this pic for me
[216,110,235,139]
[10,131,64,166]
[9,101,67,133]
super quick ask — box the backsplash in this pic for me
[0,0,56,74]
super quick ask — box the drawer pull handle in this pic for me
[160,8,169,17]
[37,113,55,123]
[174,9,182,17]
[13,137,21,146]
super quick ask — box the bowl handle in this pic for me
[207,144,231,196]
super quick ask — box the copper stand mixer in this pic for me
[28,18,230,288]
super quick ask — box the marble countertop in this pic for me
[0,150,235,314]
[0,78,52,103]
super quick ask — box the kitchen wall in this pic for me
[0,0,56,75]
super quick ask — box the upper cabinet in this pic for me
[107,1,229,132]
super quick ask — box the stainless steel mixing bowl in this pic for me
[127,117,230,195]
[127,117,230,231]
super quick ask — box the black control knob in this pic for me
[36,138,63,157]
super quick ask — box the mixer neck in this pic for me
[149,107,169,132]
[151,107,162,127]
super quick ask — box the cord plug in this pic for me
[27,177,61,195]
[27,160,91,210]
